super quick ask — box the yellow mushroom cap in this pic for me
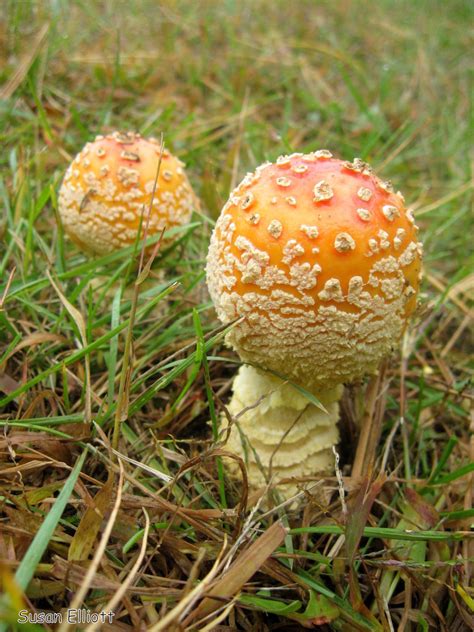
[58,131,196,255]
[206,151,423,391]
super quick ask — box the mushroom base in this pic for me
[223,365,342,499]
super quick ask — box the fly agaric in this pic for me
[206,151,422,495]
[58,131,196,255]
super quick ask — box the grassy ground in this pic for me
[0,1,473,630]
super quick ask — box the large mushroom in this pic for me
[206,151,422,496]
[58,131,196,255]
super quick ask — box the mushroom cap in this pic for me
[206,151,423,390]
[58,131,196,255]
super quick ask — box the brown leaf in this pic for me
[0,372,20,396]
[0,459,54,477]
[404,487,440,529]
[40,440,73,465]
[186,520,288,624]
[4,332,68,363]
[68,474,114,561]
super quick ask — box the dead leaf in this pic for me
[186,520,288,624]
[0,373,20,396]
[68,475,114,561]
[2,332,67,366]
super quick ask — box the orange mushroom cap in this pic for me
[206,151,423,390]
[58,131,196,255]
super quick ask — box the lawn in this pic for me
[0,1,472,630]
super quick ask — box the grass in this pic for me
[0,0,473,630]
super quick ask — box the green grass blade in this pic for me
[289,525,469,542]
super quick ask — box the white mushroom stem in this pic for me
[224,365,343,496]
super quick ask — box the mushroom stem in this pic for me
[224,365,342,497]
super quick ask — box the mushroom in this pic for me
[206,151,422,497]
[58,131,196,255]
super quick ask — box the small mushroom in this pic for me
[206,151,422,497]
[58,131,196,255]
